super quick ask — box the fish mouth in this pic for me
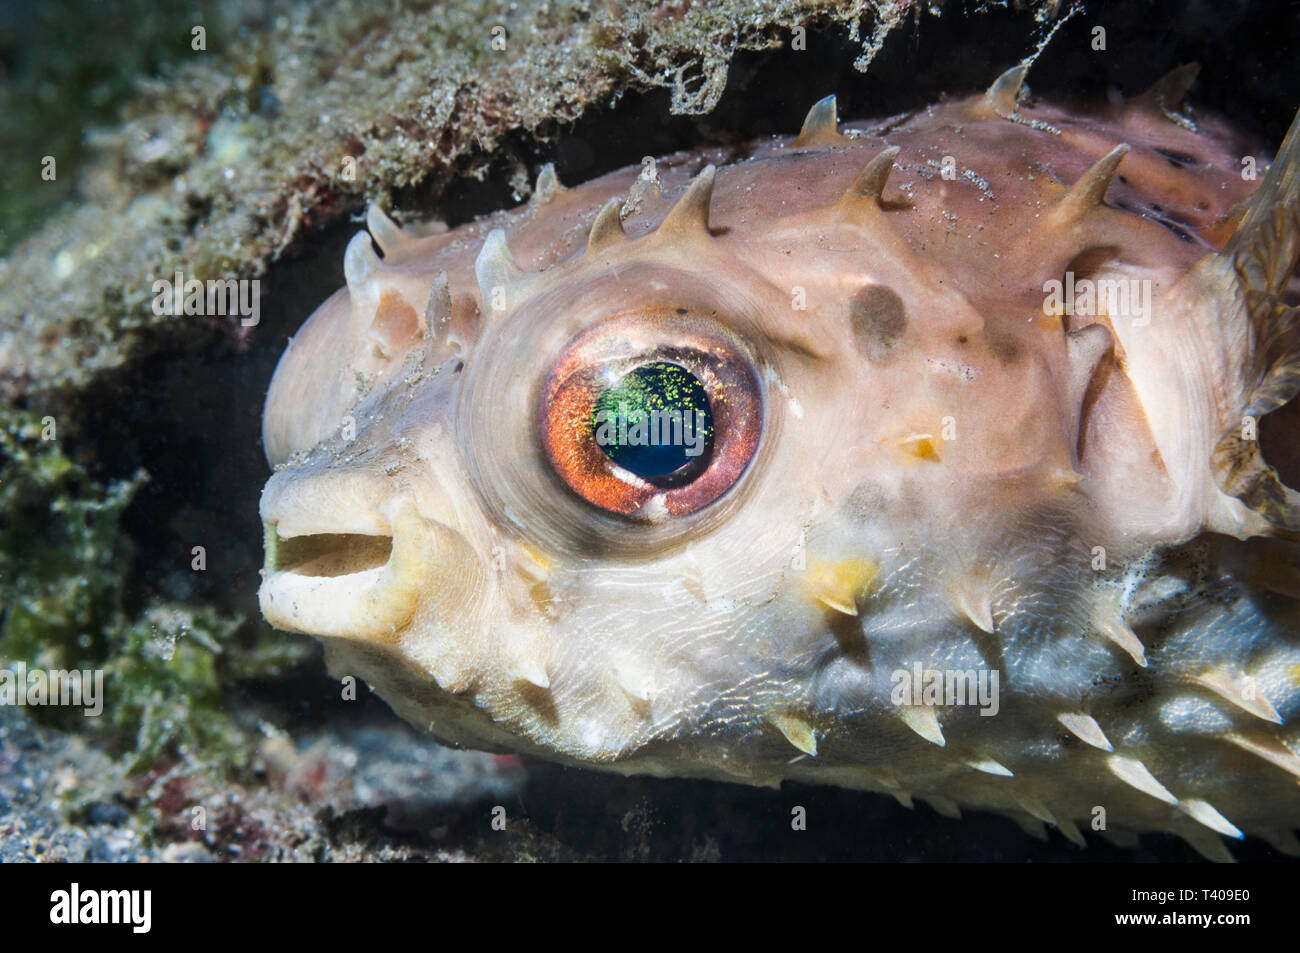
[258,471,450,642]
[264,527,394,578]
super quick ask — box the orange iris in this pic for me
[540,312,763,519]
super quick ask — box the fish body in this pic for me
[259,69,1300,858]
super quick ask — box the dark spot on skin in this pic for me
[1158,220,1195,243]
[1154,147,1198,167]
[967,624,1005,674]
[1141,211,1196,243]
[516,680,560,727]
[957,335,968,345]
[849,284,907,363]
[846,480,888,521]
[676,308,687,315]
[827,609,870,664]
[1111,197,1197,244]
[985,329,1023,364]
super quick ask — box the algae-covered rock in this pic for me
[0,408,316,776]
[0,0,930,401]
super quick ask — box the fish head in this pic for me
[258,89,1295,801]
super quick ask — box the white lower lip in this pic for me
[260,561,392,638]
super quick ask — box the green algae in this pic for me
[0,410,148,687]
[0,408,304,773]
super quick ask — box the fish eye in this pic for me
[540,312,763,518]
[592,361,716,479]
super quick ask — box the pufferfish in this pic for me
[258,64,1300,860]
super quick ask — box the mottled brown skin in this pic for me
[259,77,1300,859]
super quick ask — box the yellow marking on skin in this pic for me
[899,432,941,462]
[681,574,708,605]
[1030,305,1064,331]
[529,581,553,613]
[1045,468,1085,491]
[804,557,879,616]
[520,543,551,572]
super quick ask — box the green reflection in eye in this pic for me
[590,362,714,479]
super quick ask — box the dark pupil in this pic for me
[591,362,714,479]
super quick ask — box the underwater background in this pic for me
[1,0,1297,861]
